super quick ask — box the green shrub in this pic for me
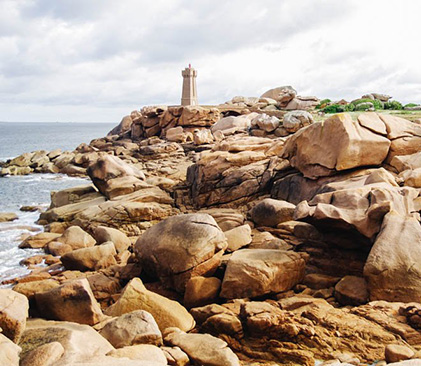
[404,103,419,108]
[384,101,403,110]
[344,103,355,112]
[355,102,375,111]
[321,104,345,114]
[351,98,382,110]
[316,99,332,109]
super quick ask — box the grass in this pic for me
[313,110,421,123]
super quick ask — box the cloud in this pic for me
[0,0,420,122]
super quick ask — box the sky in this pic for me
[1,0,421,122]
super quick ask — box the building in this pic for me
[181,64,198,106]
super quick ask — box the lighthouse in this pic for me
[181,64,198,106]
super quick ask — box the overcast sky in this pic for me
[1,0,421,122]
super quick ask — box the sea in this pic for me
[0,122,115,283]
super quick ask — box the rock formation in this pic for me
[1,87,421,365]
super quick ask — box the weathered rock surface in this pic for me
[135,213,227,292]
[250,198,296,227]
[35,279,104,325]
[93,226,132,253]
[220,249,308,299]
[87,154,145,198]
[0,289,29,343]
[294,174,418,246]
[107,344,167,364]
[385,344,415,363]
[183,276,221,309]
[260,86,297,107]
[105,278,195,332]
[364,212,421,302]
[283,110,314,133]
[55,226,96,250]
[20,341,65,366]
[99,310,162,348]
[187,136,287,207]
[164,328,240,366]
[334,276,369,306]
[19,232,61,249]
[19,319,114,364]
[224,224,252,252]
[61,242,117,271]
[0,333,21,366]
[282,113,391,179]
[211,113,258,135]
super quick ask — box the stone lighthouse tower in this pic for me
[181,64,198,106]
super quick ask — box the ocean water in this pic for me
[0,122,115,282]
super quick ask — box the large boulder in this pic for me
[281,113,391,179]
[284,96,319,110]
[283,110,314,133]
[134,213,227,292]
[250,198,295,227]
[55,226,96,250]
[105,278,195,332]
[0,289,29,343]
[107,115,133,136]
[220,249,308,299]
[99,310,162,348]
[19,319,114,364]
[87,155,146,198]
[178,106,220,127]
[211,113,258,136]
[93,226,131,253]
[364,212,421,302]
[187,136,285,208]
[34,279,104,325]
[61,242,117,271]
[260,86,297,108]
[164,328,240,366]
[379,114,421,161]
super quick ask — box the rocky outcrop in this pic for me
[187,136,288,207]
[134,213,227,292]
